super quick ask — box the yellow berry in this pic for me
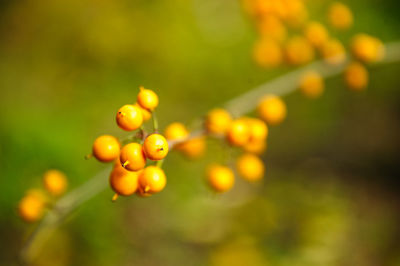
[257,95,287,125]
[119,143,146,171]
[43,169,68,196]
[257,15,287,42]
[207,164,235,193]
[138,166,167,194]
[164,122,189,141]
[283,0,308,28]
[116,104,143,131]
[244,117,268,142]
[236,153,265,182]
[243,139,267,155]
[344,62,368,91]
[328,2,353,30]
[135,103,152,121]
[321,38,346,65]
[18,190,46,223]
[299,71,324,99]
[351,34,385,63]
[205,108,233,135]
[253,38,283,68]
[285,36,314,65]
[92,135,120,162]
[137,86,159,111]
[226,119,250,146]
[109,163,140,197]
[180,136,207,159]
[304,21,329,48]
[143,134,169,161]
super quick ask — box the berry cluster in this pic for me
[243,0,384,96]
[89,87,168,200]
[18,170,68,222]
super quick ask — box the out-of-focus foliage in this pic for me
[0,0,400,265]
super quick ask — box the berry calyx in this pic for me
[119,143,146,171]
[116,104,143,131]
[92,135,121,162]
[143,133,169,161]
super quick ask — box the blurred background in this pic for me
[1,0,400,265]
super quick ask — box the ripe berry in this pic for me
[207,164,234,193]
[299,71,324,99]
[205,108,232,135]
[137,86,159,111]
[135,103,152,121]
[285,36,315,65]
[321,38,346,65]
[328,2,353,30]
[92,135,120,162]
[284,0,308,28]
[351,34,384,63]
[116,104,143,131]
[18,190,46,223]
[257,15,287,42]
[143,134,169,161]
[164,122,189,141]
[244,117,268,142]
[138,166,167,194]
[180,137,206,159]
[243,139,267,155]
[253,38,283,68]
[226,119,250,146]
[344,62,369,91]
[236,153,265,182]
[109,162,140,199]
[43,169,68,196]
[304,21,329,48]
[257,95,287,126]
[120,143,146,171]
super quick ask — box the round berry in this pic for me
[226,119,250,146]
[109,162,140,197]
[137,86,159,111]
[285,36,314,65]
[207,164,234,193]
[243,139,267,155]
[205,108,232,135]
[299,71,324,99]
[253,38,283,68]
[116,104,143,131]
[328,2,353,30]
[304,21,329,48]
[92,135,120,162]
[164,122,189,141]
[135,103,152,121]
[257,15,287,42]
[321,38,346,65]
[257,95,287,126]
[138,166,167,194]
[344,62,369,91]
[143,134,169,161]
[236,153,265,182]
[18,190,46,223]
[351,34,384,63]
[43,169,68,196]
[119,143,146,171]
[180,136,206,159]
[244,117,268,142]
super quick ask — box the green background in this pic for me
[0,0,400,265]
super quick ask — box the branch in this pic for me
[18,41,400,264]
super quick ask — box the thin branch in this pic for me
[18,41,400,264]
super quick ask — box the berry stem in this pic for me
[152,111,159,133]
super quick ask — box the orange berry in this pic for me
[164,122,189,141]
[207,164,235,193]
[243,139,267,155]
[253,38,283,68]
[137,86,159,111]
[205,108,233,135]
[92,135,120,162]
[180,136,206,159]
[109,163,140,197]
[304,21,329,48]
[236,153,265,182]
[351,34,385,63]
[116,104,143,131]
[244,117,268,142]
[143,134,169,161]
[43,169,68,196]
[135,103,152,121]
[328,2,353,30]
[299,71,324,99]
[257,15,287,42]
[226,119,250,146]
[257,95,287,125]
[138,166,167,194]
[119,143,146,171]
[321,38,346,65]
[344,62,369,91]
[283,0,308,28]
[285,36,314,65]
[18,190,46,223]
